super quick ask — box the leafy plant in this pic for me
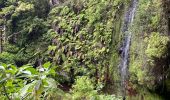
[0,62,64,100]
[71,76,98,100]
[145,32,169,58]
[71,76,122,100]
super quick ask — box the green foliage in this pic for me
[145,32,169,58]
[0,0,50,65]
[97,95,122,100]
[129,0,170,91]
[0,0,125,85]
[129,60,147,84]
[16,1,34,12]
[1,0,169,99]
[71,76,122,100]
[0,63,122,100]
[32,0,50,18]
[0,5,15,16]
[0,52,15,64]
[71,76,97,99]
[0,0,5,8]
[130,30,169,87]
[47,0,123,83]
[134,0,163,33]
[3,43,19,53]
[0,63,65,100]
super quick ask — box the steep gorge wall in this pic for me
[129,0,170,96]
[47,0,127,85]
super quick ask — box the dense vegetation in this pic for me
[0,0,170,100]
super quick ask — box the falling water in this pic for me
[120,0,138,99]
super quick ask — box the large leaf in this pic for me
[16,65,33,76]
[19,65,33,71]
[21,70,31,75]
[26,67,38,75]
[10,65,18,72]
[20,82,34,98]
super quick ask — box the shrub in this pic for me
[145,32,169,58]
[71,76,98,100]
[0,52,15,64]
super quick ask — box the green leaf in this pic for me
[35,80,42,91]
[6,79,13,87]
[21,70,31,75]
[49,69,56,76]
[19,65,33,71]
[34,80,43,98]
[61,54,66,61]
[6,69,16,75]
[20,83,33,97]
[26,67,38,75]
[0,78,8,83]
[48,45,57,51]
[10,65,18,73]
[43,62,51,69]
[1,63,7,69]
[46,78,58,89]
[0,66,5,70]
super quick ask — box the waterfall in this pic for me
[120,0,138,99]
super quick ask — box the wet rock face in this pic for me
[165,0,170,11]
[53,0,60,5]
[49,0,59,6]
[168,4,170,35]
[163,0,170,35]
[168,18,170,35]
